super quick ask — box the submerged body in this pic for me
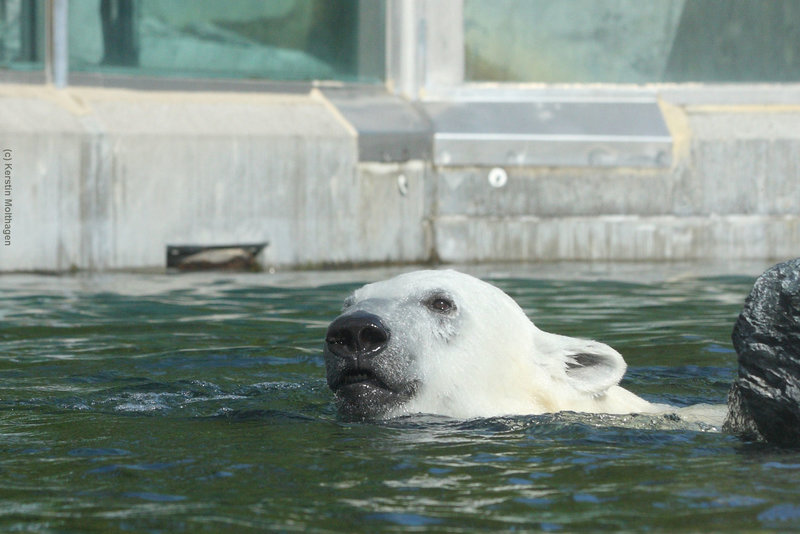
[323,269,727,427]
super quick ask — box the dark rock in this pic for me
[724,258,800,447]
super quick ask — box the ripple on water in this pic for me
[2,271,793,533]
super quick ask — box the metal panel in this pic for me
[425,99,672,167]
[323,87,431,162]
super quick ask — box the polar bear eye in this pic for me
[423,293,456,314]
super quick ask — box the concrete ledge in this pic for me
[435,215,800,262]
[436,167,674,217]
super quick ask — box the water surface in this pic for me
[1,265,799,532]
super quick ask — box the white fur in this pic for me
[346,269,726,426]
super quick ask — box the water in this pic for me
[1,265,799,532]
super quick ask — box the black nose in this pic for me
[325,311,390,359]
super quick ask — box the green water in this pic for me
[1,267,799,532]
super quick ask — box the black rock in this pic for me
[724,258,800,447]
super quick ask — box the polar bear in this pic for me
[323,269,724,424]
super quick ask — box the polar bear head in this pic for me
[323,270,633,420]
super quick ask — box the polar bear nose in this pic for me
[325,311,390,359]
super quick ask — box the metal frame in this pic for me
[383,0,672,167]
[425,99,671,167]
[18,0,676,167]
[45,0,67,88]
[386,0,464,100]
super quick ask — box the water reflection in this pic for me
[1,266,795,532]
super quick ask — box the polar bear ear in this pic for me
[538,333,627,395]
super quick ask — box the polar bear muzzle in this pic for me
[325,311,390,362]
[324,310,415,418]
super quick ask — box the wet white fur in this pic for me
[349,270,726,426]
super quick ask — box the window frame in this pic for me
[6,0,800,167]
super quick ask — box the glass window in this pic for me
[464,0,800,83]
[69,0,384,82]
[0,0,45,71]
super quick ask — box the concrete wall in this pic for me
[433,98,800,263]
[0,84,430,271]
[0,83,799,271]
